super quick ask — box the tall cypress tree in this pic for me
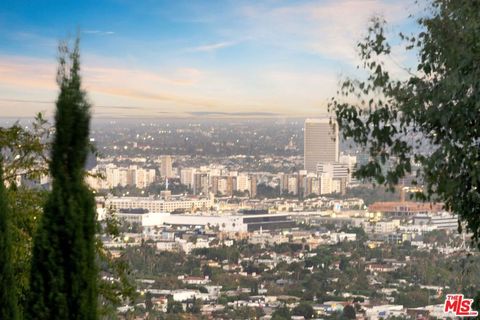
[0,160,19,320]
[26,38,97,320]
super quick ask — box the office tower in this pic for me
[304,118,339,172]
[226,176,236,196]
[193,172,209,195]
[236,174,250,193]
[134,167,156,189]
[160,155,173,178]
[305,174,319,196]
[127,165,137,186]
[287,176,298,195]
[250,175,257,198]
[217,178,228,195]
[319,172,333,195]
[180,168,196,188]
[279,173,287,193]
[118,168,129,187]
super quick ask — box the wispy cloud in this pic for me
[0,56,56,89]
[238,0,416,65]
[187,41,237,52]
[82,30,115,36]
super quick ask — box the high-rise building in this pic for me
[211,176,220,195]
[319,172,333,195]
[236,174,250,193]
[339,154,357,184]
[287,176,299,195]
[317,163,348,194]
[305,174,319,196]
[226,176,236,196]
[118,168,129,187]
[304,118,339,172]
[134,167,156,189]
[217,177,228,195]
[193,172,209,195]
[250,175,257,198]
[180,168,196,188]
[160,155,173,178]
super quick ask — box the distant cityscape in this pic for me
[2,1,478,319]
[11,117,471,319]
[83,119,360,197]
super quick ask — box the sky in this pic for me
[0,0,420,119]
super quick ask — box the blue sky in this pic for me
[0,0,419,118]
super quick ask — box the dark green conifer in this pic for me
[26,38,97,320]
[0,160,19,320]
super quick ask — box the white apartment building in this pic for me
[319,173,333,195]
[217,178,228,195]
[373,220,401,234]
[160,155,173,178]
[87,164,155,190]
[236,174,250,193]
[287,176,298,195]
[105,196,214,213]
[180,167,196,188]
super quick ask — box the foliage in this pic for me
[145,292,153,311]
[108,179,190,197]
[329,0,480,244]
[0,161,19,319]
[26,38,98,319]
[0,115,51,312]
[147,179,190,195]
[256,183,280,199]
[123,246,190,279]
[0,113,50,184]
[271,306,291,320]
[394,288,429,308]
[166,298,183,314]
[191,246,240,264]
[0,43,136,317]
[273,242,303,254]
[343,304,356,319]
[186,297,202,314]
[341,186,399,205]
[292,302,314,319]
[0,118,136,317]
[224,306,264,319]
[8,186,48,309]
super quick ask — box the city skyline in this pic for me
[0,0,418,118]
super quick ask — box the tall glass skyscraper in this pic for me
[304,118,339,172]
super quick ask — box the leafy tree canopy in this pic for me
[292,302,314,319]
[330,0,480,245]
